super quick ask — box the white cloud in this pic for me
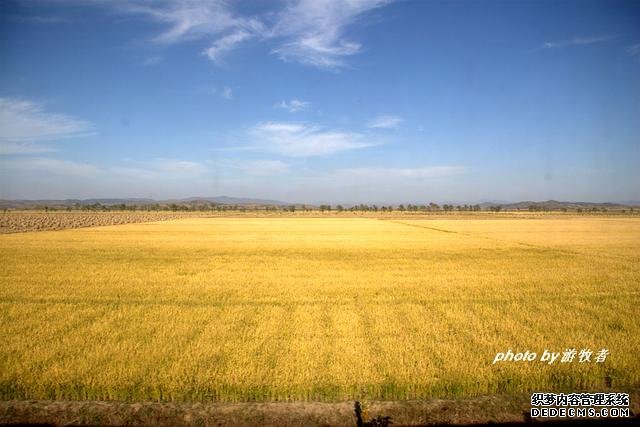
[142,55,163,66]
[0,156,208,179]
[0,157,101,176]
[628,43,640,59]
[0,97,94,144]
[244,159,289,176]
[273,36,361,69]
[121,1,239,44]
[221,87,233,100]
[205,86,234,100]
[252,121,373,157]
[112,159,207,179]
[275,99,310,112]
[221,159,290,176]
[112,0,392,70]
[119,0,262,64]
[272,0,390,69]
[0,142,54,156]
[367,114,403,129]
[157,159,206,175]
[542,36,613,49]
[109,166,157,180]
[203,30,252,63]
[11,15,70,24]
[337,166,465,179]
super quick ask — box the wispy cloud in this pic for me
[367,114,403,129]
[203,30,252,63]
[0,97,94,155]
[0,97,94,143]
[542,36,613,49]
[0,142,54,156]
[112,0,392,70]
[246,159,289,176]
[0,156,208,180]
[120,1,241,44]
[215,159,290,176]
[206,86,234,100]
[109,166,157,180]
[628,43,640,59]
[118,0,262,63]
[275,99,310,112]
[252,121,373,157]
[221,87,233,100]
[142,55,163,66]
[159,159,206,175]
[112,159,207,179]
[0,157,101,176]
[337,166,465,179]
[271,0,391,69]
[9,15,70,24]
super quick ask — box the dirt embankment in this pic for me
[1,393,638,426]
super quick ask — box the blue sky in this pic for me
[0,0,639,204]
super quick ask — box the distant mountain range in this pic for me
[0,196,290,209]
[177,196,289,205]
[0,197,638,210]
[486,200,640,210]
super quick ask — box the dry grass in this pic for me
[0,216,638,402]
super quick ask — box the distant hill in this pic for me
[0,196,290,209]
[176,196,289,205]
[492,200,638,210]
[0,198,156,209]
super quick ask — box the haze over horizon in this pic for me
[1,0,639,204]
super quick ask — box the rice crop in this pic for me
[0,216,638,402]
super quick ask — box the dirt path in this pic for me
[1,393,638,426]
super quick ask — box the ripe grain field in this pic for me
[0,216,638,402]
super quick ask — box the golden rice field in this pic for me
[0,216,639,402]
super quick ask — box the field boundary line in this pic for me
[382,219,639,264]
[384,220,459,234]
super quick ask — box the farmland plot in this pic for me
[0,217,638,402]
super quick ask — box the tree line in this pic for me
[11,202,483,212]
[4,202,634,213]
